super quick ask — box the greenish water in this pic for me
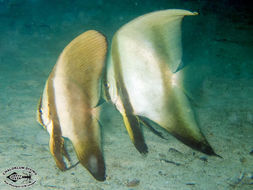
[0,0,253,189]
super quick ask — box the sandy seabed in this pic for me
[0,0,253,189]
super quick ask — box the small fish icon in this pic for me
[7,172,32,183]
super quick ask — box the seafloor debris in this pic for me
[126,179,140,187]
[168,148,183,155]
[199,156,208,162]
[159,159,181,166]
[240,157,247,164]
[158,171,168,176]
[186,182,196,186]
[228,171,253,188]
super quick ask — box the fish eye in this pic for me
[105,83,110,88]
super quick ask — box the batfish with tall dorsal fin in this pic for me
[106,9,220,156]
[37,30,107,181]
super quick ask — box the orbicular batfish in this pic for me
[37,30,107,181]
[106,9,219,156]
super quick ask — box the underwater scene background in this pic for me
[0,0,252,189]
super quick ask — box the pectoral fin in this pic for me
[138,116,166,140]
[122,113,148,154]
[95,97,106,108]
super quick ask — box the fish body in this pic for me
[37,30,107,181]
[107,9,217,155]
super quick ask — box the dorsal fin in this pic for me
[55,30,107,107]
[117,9,198,73]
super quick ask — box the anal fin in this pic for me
[73,139,105,181]
[171,131,221,157]
[49,121,68,171]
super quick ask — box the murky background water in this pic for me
[0,0,252,189]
